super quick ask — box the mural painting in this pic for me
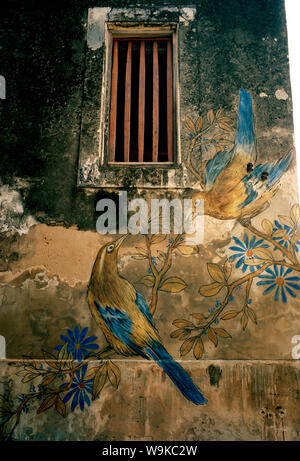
[0,89,298,440]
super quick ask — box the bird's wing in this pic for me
[205,89,256,191]
[135,291,153,325]
[94,300,148,358]
[239,151,292,209]
[205,148,234,191]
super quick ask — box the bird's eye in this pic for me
[194,199,201,207]
[106,244,115,253]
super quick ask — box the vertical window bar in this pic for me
[124,41,132,162]
[138,40,146,163]
[166,40,173,162]
[152,40,159,162]
[109,40,118,162]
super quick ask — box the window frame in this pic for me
[104,24,180,168]
[78,8,193,190]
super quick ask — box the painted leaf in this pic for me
[272,229,286,238]
[159,277,187,293]
[107,361,121,389]
[0,395,13,425]
[84,366,102,381]
[195,115,203,132]
[221,310,239,320]
[172,319,194,328]
[0,409,12,425]
[218,121,232,131]
[217,116,231,123]
[215,108,222,118]
[181,330,191,340]
[58,343,69,363]
[176,244,197,255]
[134,247,148,259]
[191,313,206,325]
[170,328,191,340]
[214,328,232,338]
[55,395,66,418]
[16,370,31,377]
[262,218,273,235]
[199,282,223,297]
[42,349,61,370]
[151,234,166,244]
[42,349,56,360]
[193,337,204,360]
[207,328,218,347]
[207,263,225,283]
[185,116,196,134]
[253,247,273,261]
[247,307,257,324]
[207,109,214,124]
[37,394,57,414]
[40,374,56,387]
[137,275,155,287]
[244,258,264,266]
[0,397,13,424]
[278,215,294,229]
[291,204,300,225]
[241,313,248,330]
[180,337,196,356]
[92,365,107,400]
[21,372,39,383]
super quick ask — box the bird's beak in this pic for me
[114,234,128,251]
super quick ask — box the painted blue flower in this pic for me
[257,265,300,303]
[62,363,93,412]
[55,326,99,361]
[229,234,269,273]
[272,220,300,252]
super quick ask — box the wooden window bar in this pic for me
[109,37,174,163]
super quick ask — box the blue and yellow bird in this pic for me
[88,235,207,405]
[192,89,292,220]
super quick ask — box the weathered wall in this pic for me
[1,0,300,441]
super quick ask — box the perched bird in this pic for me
[88,235,207,405]
[192,89,292,220]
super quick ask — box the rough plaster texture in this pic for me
[0,0,299,441]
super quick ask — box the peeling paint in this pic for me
[275,88,289,100]
[0,183,36,235]
[87,7,111,50]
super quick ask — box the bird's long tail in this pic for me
[146,342,207,405]
[235,89,256,160]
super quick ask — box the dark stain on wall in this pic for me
[207,364,223,387]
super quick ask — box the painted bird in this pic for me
[88,235,207,405]
[192,89,292,221]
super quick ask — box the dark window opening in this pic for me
[109,37,173,163]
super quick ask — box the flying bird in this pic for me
[88,235,207,405]
[192,89,292,221]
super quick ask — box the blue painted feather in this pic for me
[146,342,207,405]
[205,89,256,190]
[94,299,207,405]
[240,151,292,209]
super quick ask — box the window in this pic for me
[109,37,174,164]
[78,8,193,189]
